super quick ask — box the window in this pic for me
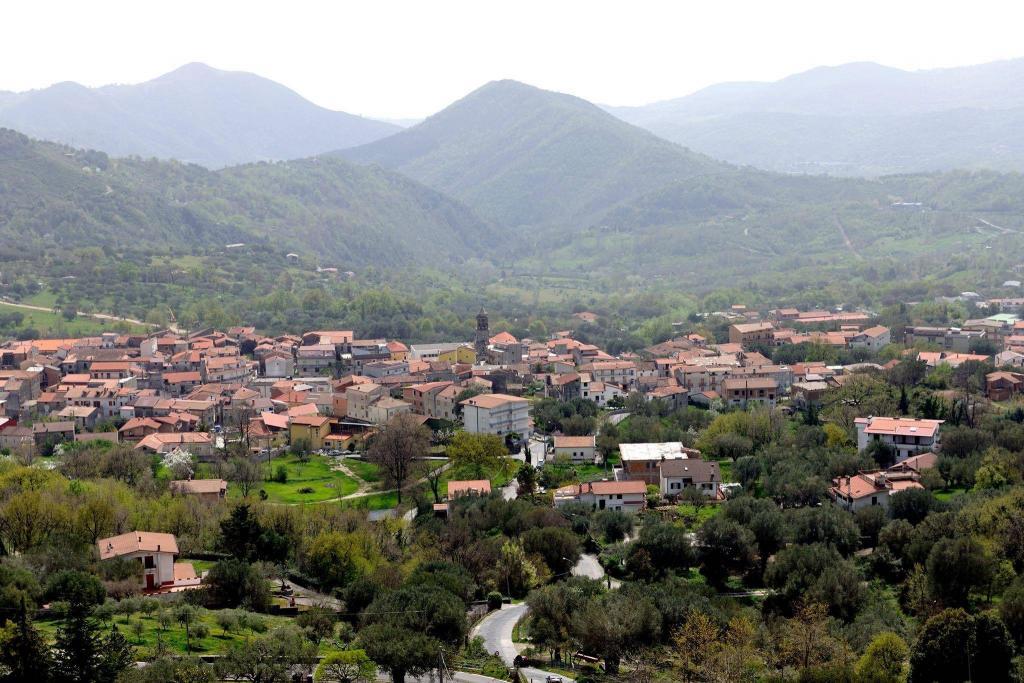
[144,555,155,569]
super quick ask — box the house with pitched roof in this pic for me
[97,531,199,592]
[855,416,943,461]
[553,480,646,513]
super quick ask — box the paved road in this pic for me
[572,553,621,589]
[471,604,573,682]
[0,298,181,332]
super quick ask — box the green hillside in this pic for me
[0,128,495,269]
[341,80,736,229]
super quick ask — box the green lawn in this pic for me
[675,503,721,530]
[38,609,292,657]
[239,455,359,504]
[339,490,401,511]
[934,486,968,502]
[0,301,148,336]
[343,457,381,483]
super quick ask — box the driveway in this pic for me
[572,553,621,589]
[471,604,573,682]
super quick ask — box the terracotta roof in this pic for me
[460,393,527,409]
[170,479,227,495]
[98,531,178,560]
[855,416,943,438]
[448,479,492,497]
[553,435,596,448]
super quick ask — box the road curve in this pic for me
[471,603,573,682]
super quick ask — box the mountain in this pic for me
[340,80,733,229]
[0,63,400,168]
[0,128,493,267]
[339,79,1024,290]
[608,59,1024,175]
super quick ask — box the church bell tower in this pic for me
[474,307,489,361]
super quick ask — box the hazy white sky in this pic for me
[4,0,1023,118]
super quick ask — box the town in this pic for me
[0,295,1020,681]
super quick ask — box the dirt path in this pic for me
[833,213,863,260]
[330,459,373,497]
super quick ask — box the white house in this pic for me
[460,393,531,438]
[96,531,199,592]
[829,471,923,512]
[263,353,294,378]
[552,435,597,464]
[855,416,943,461]
[553,480,646,513]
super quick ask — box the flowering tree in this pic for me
[162,448,195,479]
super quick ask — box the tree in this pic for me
[910,609,1015,683]
[446,431,509,479]
[672,610,719,681]
[120,656,213,683]
[764,544,864,620]
[176,604,200,654]
[296,605,336,646]
[219,504,287,563]
[53,601,134,683]
[516,463,537,495]
[230,457,263,498]
[526,578,603,663]
[572,589,661,674]
[366,414,430,503]
[521,527,580,575]
[889,488,938,525]
[789,505,861,556]
[314,650,376,683]
[775,602,847,673]
[855,632,908,683]
[0,598,51,683]
[926,537,992,607]
[630,522,695,578]
[360,583,468,683]
[204,559,270,611]
[697,517,756,588]
[217,624,318,683]
[358,623,438,683]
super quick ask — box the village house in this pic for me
[829,470,923,512]
[728,322,775,347]
[721,377,779,408]
[263,351,295,378]
[987,371,1024,401]
[619,441,700,485]
[855,416,943,461]
[460,393,531,439]
[403,381,459,421]
[553,480,646,513]
[659,458,721,499]
[33,421,76,449]
[169,479,228,502]
[849,326,892,351]
[135,432,214,457]
[96,531,199,592]
[289,414,332,450]
[552,435,598,464]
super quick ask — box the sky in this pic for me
[3,0,1024,119]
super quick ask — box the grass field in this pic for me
[343,457,381,483]
[240,455,359,504]
[339,490,401,511]
[0,302,148,336]
[37,608,292,656]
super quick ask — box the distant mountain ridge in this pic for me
[0,63,400,168]
[608,58,1024,175]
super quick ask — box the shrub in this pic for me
[487,591,503,611]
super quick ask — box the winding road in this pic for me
[471,603,573,682]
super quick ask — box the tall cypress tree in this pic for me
[0,597,51,682]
